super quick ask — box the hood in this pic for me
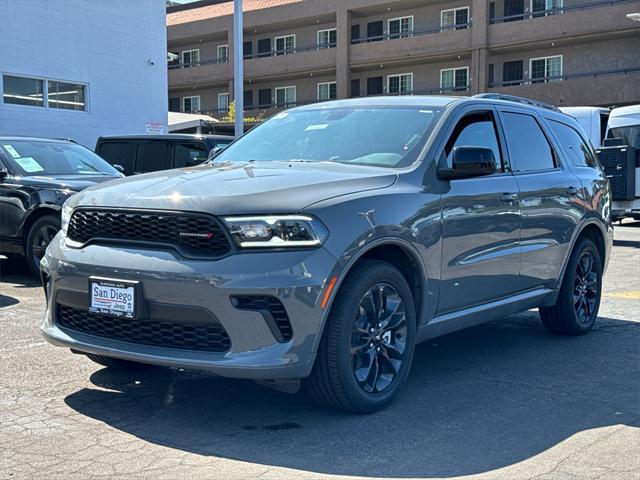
[19,174,122,192]
[69,162,397,215]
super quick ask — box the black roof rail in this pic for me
[473,93,561,112]
[53,137,77,143]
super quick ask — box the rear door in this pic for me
[438,106,522,314]
[134,141,171,174]
[496,107,582,291]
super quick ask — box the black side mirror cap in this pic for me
[0,168,8,179]
[438,146,497,180]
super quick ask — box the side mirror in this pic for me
[438,147,497,180]
[207,147,223,161]
[113,164,125,174]
[0,168,8,179]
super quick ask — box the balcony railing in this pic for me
[488,66,640,88]
[351,22,472,44]
[168,58,228,70]
[490,0,634,23]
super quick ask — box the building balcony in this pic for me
[168,60,230,88]
[244,46,336,80]
[487,67,640,105]
[350,25,473,67]
[489,0,639,48]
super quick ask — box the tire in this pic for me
[25,214,60,276]
[306,260,416,413]
[83,353,149,370]
[540,237,602,335]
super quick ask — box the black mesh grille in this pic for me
[67,209,232,257]
[56,305,230,352]
[232,296,293,342]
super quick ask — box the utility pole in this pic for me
[233,0,244,136]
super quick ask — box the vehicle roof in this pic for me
[295,96,464,110]
[97,134,233,141]
[559,106,610,114]
[0,136,76,143]
[609,105,640,119]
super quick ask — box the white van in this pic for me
[559,106,610,147]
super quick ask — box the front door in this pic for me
[367,21,383,41]
[438,108,522,314]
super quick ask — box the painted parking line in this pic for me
[603,291,640,300]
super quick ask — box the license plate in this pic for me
[89,278,137,319]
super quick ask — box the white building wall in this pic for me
[0,0,168,148]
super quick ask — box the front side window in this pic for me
[182,96,200,113]
[441,7,470,30]
[213,106,444,168]
[441,67,469,90]
[317,29,337,48]
[445,111,503,172]
[388,16,414,39]
[530,55,562,83]
[2,75,44,107]
[48,81,86,111]
[174,142,209,168]
[275,35,295,55]
[217,44,229,63]
[0,140,120,177]
[318,82,337,101]
[501,112,556,172]
[275,86,296,106]
[388,73,413,95]
[218,92,230,111]
[181,49,200,67]
[548,119,598,168]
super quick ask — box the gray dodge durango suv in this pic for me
[41,95,612,412]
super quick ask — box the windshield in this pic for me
[0,140,121,177]
[214,106,444,168]
[607,125,640,148]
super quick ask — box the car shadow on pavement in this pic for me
[64,311,640,478]
[0,257,41,288]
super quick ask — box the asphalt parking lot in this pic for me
[1,222,638,480]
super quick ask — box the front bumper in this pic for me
[41,234,338,379]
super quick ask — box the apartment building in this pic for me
[167,0,640,120]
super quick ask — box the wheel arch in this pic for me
[20,206,61,244]
[556,220,608,290]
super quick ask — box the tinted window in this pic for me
[607,126,640,148]
[136,142,170,173]
[174,142,209,168]
[502,112,556,172]
[445,112,503,172]
[548,120,597,168]
[98,142,135,174]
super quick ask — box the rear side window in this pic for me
[501,112,556,172]
[97,142,134,174]
[445,111,503,172]
[136,142,171,173]
[548,120,598,168]
[174,142,208,168]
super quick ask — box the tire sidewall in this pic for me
[332,262,417,411]
[25,215,60,275]
[563,239,602,332]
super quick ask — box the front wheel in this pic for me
[306,260,416,413]
[25,215,60,276]
[540,237,602,335]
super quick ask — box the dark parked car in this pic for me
[95,134,234,175]
[42,95,612,412]
[0,137,122,275]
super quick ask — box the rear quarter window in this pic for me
[548,119,598,168]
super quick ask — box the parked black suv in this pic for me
[0,137,122,274]
[95,134,233,176]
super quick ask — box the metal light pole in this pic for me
[233,0,244,136]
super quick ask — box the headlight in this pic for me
[223,215,328,248]
[60,201,73,234]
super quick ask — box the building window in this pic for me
[182,96,200,113]
[275,86,296,106]
[441,67,469,90]
[48,80,86,111]
[367,76,384,95]
[2,75,44,107]
[181,49,200,68]
[243,41,253,59]
[317,28,337,49]
[503,60,524,86]
[258,88,272,107]
[441,7,470,30]
[244,90,254,109]
[169,97,181,112]
[351,79,361,97]
[387,73,413,95]
[218,92,230,111]
[530,55,562,83]
[351,24,361,44]
[317,82,337,101]
[531,0,563,17]
[217,44,229,63]
[274,35,296,55]
[388,16,414,39]
[258,38,271,57]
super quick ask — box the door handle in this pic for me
[566,186,580,196]
[500,192,518,203]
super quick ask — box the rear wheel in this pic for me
[83,353,149,370]
[540,237,602,335]
[306,260,416,413]
[25,215,60,276]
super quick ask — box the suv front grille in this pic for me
[67,209,232,258]
[56,305,231,353]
